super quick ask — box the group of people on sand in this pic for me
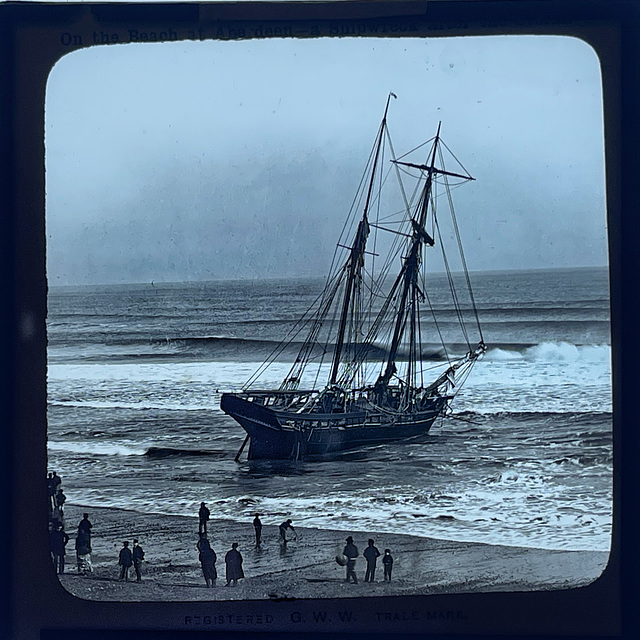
[47,471,67,534]
[196,533,245,588]
[196,505,302,588]
[48,470,146,582]
[341,536,394,584]
[197,502,251,587]
[200,502,394,587]
[117,539,145,582]
[48,483,395,588]
[47,471,94,576]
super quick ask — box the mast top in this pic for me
[383,92,397,122]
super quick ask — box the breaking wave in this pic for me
[484,342,610,363]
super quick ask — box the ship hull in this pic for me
[221,392,447,460]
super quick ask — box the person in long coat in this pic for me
[75,514,93,575]
[49,524,69,574]
[75,530,92,575]
[197,536,217,587]
[343,536,358,584]
[224,542,244,586]
[363,538,381,582]
[118,541,133,581]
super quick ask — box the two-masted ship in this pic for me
[221,95,485,460]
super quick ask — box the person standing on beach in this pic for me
[47,473,55,513]
[343,536,358,584]
[55,488,66,513]
[75,526,93,575]
[49,523,69,574]
[118,541,133,581]
[363,538,381,582]
[77,513,92,538]
[51,471,62,494]
[132,539,145,583]
[224,542,244,586]
[74,514,93,574]
[199,502,210,536]
[279,519,296,543]
[51,472,62,514]
[382,548,393,582]
[197,536,217,587]
[253,514,262,546]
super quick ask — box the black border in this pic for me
[1,1,637,638]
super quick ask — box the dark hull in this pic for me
[221,393,447,460]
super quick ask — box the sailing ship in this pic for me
[221,95,486,460]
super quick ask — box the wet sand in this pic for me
[56,503,609,602]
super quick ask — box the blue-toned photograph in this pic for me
[45,34,610,601]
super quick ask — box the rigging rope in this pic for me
[432,182,472,350]
[438,147,484,343]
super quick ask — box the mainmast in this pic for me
[376,123,441,392]
[328,93,395,385]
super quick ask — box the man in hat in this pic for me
[343,536,359,584]
[224,542,244,586]
[118,541,133,581]
[363,538,381,582]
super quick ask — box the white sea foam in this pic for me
[48,399,221,411]
[46,346,613,414]
[484,342,610,363]
[47,441,148,456]
[47,361,264,384]
[207,487,612,552]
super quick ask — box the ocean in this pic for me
[46,266,612,553]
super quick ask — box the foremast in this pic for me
[278,94,396,393]
[329,93,394,384]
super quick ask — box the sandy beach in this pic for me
[55,503,609,602]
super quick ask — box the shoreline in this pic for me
[55,503,609,601]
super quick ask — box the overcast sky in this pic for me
[45,35,606,285]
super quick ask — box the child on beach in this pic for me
[382,548,393,582]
